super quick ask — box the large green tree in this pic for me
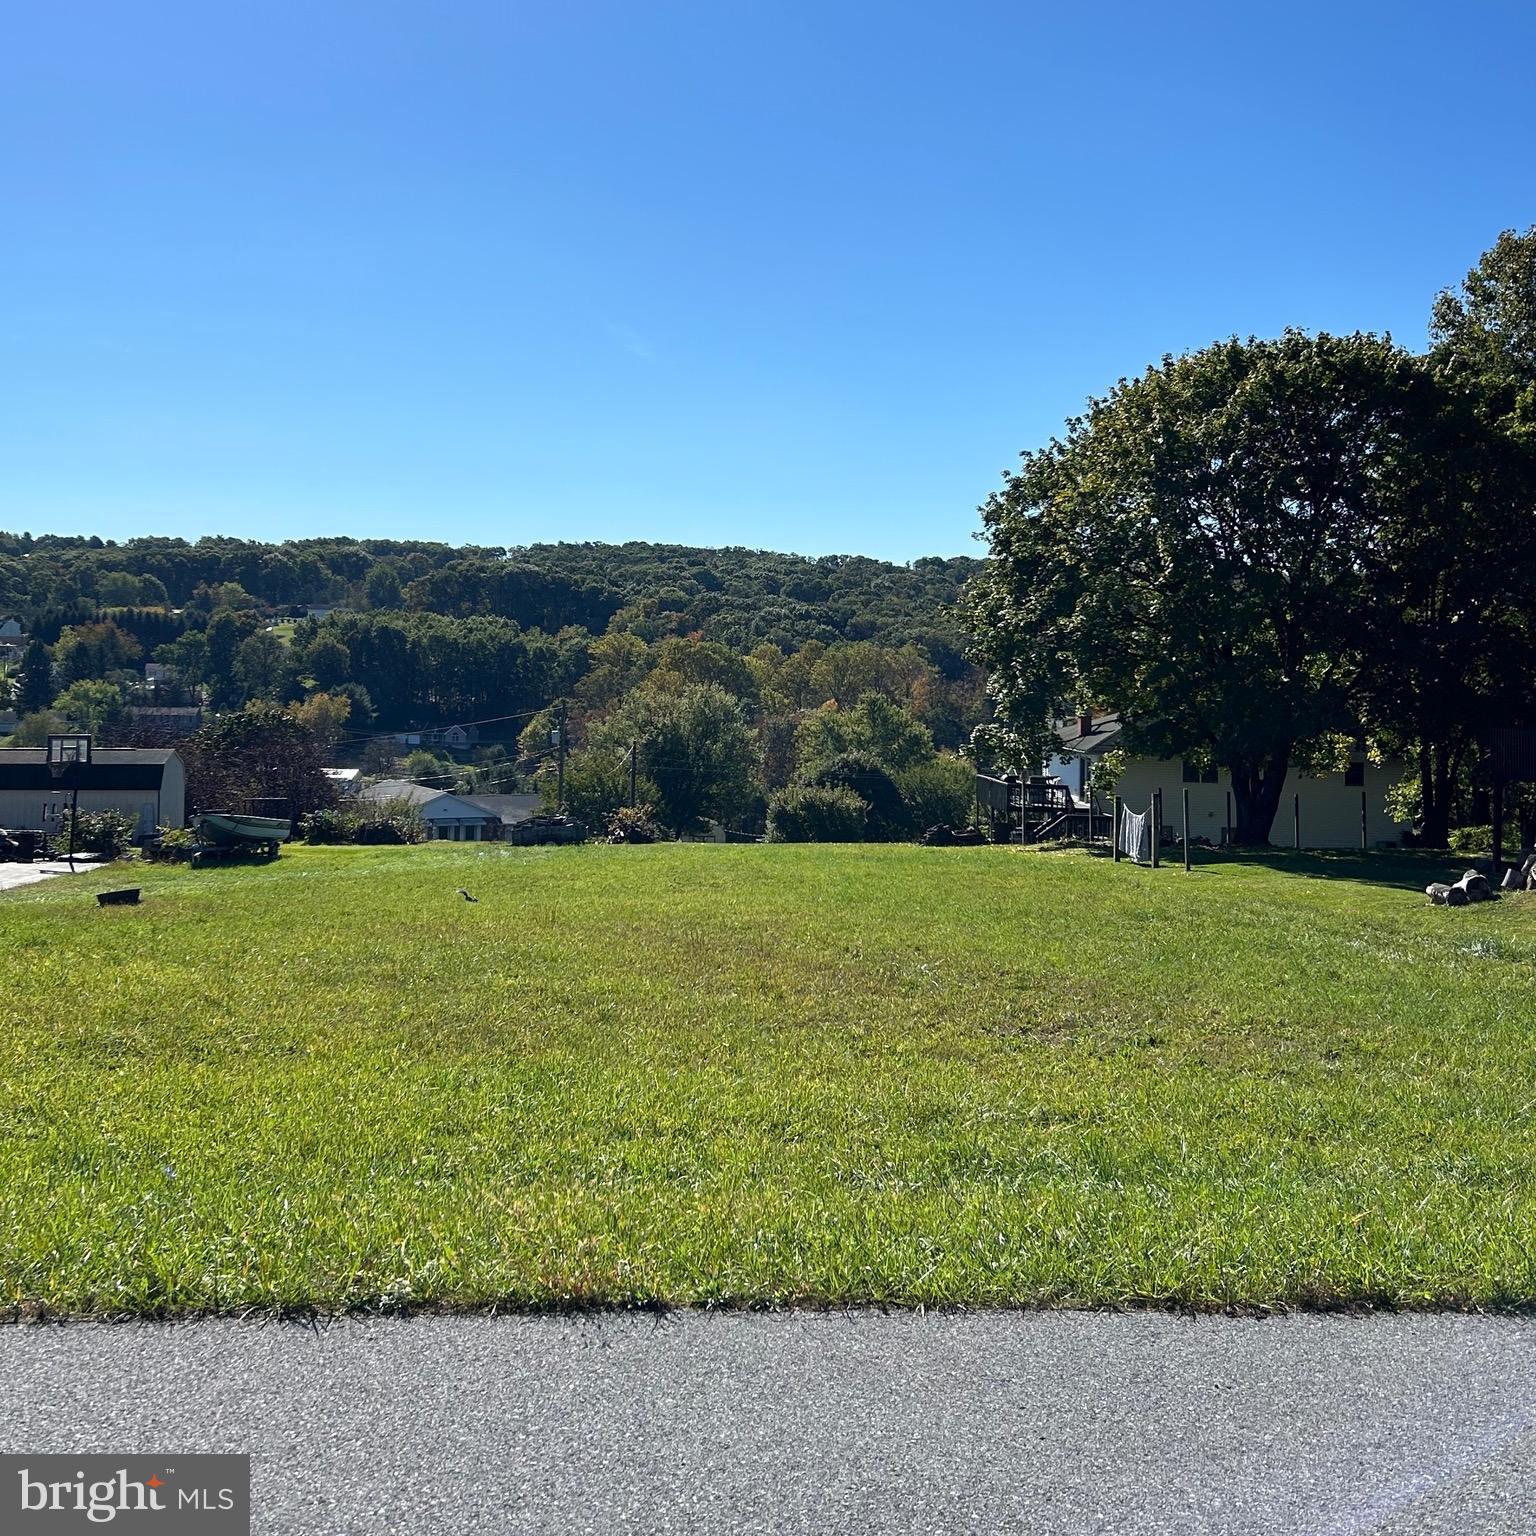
[969,331,1438,845]
[595,683,760,835]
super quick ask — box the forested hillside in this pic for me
[0,534,981,656]
[1,534,988,836]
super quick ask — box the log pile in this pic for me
[1426,869,1494,906]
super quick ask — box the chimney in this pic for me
[1077,709,1094,737]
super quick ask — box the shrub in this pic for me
[607,805,661,844]
[150,825,199,862]
[357,797,427,845]
[300,808,362,845]
[56,808,138,858]
[800,754,909,839]
[766,786,869,842]
[1448,825,1493,856]
[894,756,974,835]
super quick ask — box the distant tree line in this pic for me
[2,534,988,841]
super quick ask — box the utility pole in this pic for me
[629,740,638,808]
[554,701,568,813]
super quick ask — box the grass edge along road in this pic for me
[2,842,1533,1317]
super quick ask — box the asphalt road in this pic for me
[2,1312,1534,1535]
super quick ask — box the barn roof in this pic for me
[0,747,179,791]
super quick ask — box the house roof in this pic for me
[0,747,179,791]
[360,779,498,820]
[460,793,541,823]
[360,778,443,807]
[1053,713,1126,756]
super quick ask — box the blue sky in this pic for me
[2,1,1533,562]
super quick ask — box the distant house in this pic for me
[390,724,481,752]
[1040,710,1408,848]
[324,768,362,798]
[124,704,204,741]
[358,780,542,841]
[0,619,24,664]
[459,793,541,830]
[360,780,501,841]
[0,619,22,639]
[0,745,187,838]
[305,605,346,621]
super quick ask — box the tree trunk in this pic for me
[1228,754,1290,846]
[1416,735,1461,848]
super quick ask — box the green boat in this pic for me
[193,812,292,863]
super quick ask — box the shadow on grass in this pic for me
[1033,840,1460,893]
[1189,846,1463,893]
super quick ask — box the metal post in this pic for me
[67,783,79,868]
[629,740,638,809]
[1225,789,1232,847]
[1182,787,1191,873]
[555,702,567,813]
[1492,769,1505,879]
[1112,796,1122,862]
[1293,791,1300,850]
[1360,789,1368,854]
[1151,791,1161,868]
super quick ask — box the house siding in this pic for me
[1106,758,1406,848]
[0,751,185,836]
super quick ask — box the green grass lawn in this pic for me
[2,842,1533,1315]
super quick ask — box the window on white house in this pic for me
[1181,760,1218,784]
[1344,761,1365,787]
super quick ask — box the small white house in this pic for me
[360,779,501,841]
[1045,711,1408,848]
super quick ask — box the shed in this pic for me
[0,747,186,838]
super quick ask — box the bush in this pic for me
[56,808,138,857]
[894,756,974,834]
[607,805,661,844]
[149,825,199,862]
[360,797,427,844]
[300,808,362,844]
[801,754,909,839]
[766,786,869,842]
[1448,825,1493,856]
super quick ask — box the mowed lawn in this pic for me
[2,842,1534,1314]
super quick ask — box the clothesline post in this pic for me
[1182,787,1191,873]
[1113,796,1122,863]
[1151,791,1162,869]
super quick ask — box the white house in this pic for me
[359,781,545,841]
[360,780,499,841]
[1045,711,1408,848]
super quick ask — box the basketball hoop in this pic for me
[46,733,91,776]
